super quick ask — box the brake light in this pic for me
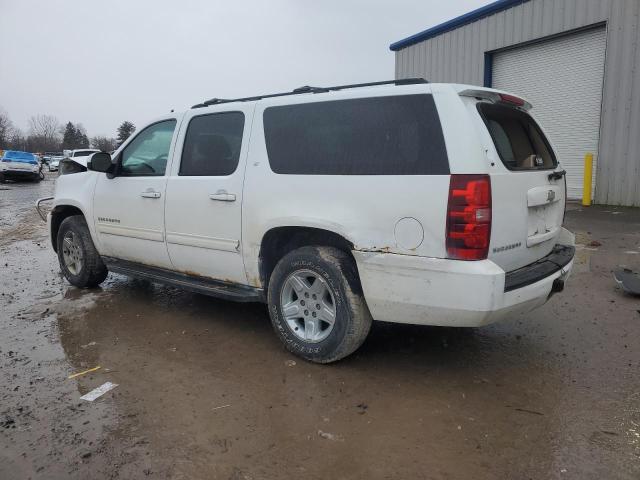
[499,93,525,107]
[446,174,492,260]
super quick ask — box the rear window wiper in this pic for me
[548,169,566,181]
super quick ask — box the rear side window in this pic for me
[263,94,449,175]
[180,112,245,176]
[478,103,557,170]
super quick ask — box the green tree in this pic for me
[116,121,135,147]
[61,122,78,150]
[74,124,90,148]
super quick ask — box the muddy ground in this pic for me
[1,173,639,480]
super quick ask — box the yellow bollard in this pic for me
[582,153,593,206]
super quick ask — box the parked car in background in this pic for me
[42,152,59,165]
[66,149,100,160]
[0,150,42,182]
[48,153,65,172]
[60,149,100,168]
[46,80,575,363]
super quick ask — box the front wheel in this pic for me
[57,216,108,288]
[267,246,372,363]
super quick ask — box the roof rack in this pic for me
[191,78,428,109]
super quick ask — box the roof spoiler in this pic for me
[459,88,532,111]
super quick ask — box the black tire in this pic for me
[267,246,372,363]
[57,215,108,288]
[0,173,5,183]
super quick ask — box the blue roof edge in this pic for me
[389,0,529,51]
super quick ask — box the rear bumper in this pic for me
[504,244,574,291]
[353,228,575,327]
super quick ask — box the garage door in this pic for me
[492,27,606,200]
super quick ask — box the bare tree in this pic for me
[0,109,13,149]
[28,114,61,151]
[91,135,117,152]
[8,126,26,151]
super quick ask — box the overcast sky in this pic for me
[0,0,487,137]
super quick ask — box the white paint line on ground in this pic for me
[80,382,118,402]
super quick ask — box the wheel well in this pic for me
[50,205,84,252]
[259,227,354,290]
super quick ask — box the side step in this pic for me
[102,256,265,303]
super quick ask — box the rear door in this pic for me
[164,105,253,284]
[472,100,566,272]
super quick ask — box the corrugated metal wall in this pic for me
[492,27,607,199]
[395,0,640,206]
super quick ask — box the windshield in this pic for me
[478,102,557,170]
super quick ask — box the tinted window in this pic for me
[478,103,557,170]
[180,112,244,176]
[120,120,176,176]
[263,94,448,175]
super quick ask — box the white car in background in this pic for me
[48,153,65,172]
[64,149,100,167]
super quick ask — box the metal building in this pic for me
[391,0,640,206]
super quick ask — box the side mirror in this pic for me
[87,152,114,175]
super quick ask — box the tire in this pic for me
[0,173,5,183]
[267,246,372,363]
[57,215,108,288]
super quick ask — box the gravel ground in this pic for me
[1,173,639,479]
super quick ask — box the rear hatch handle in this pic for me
[548,170,566,181]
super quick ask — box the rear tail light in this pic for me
[498,93,525,107]
[446,174,492,260]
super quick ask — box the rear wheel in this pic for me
[57,216,108,288]
[267,246,372,363]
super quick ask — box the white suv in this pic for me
[45,79,575,363]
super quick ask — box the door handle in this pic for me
[140,190,161,199]
[209,191,236,202]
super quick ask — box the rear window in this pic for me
[478,103,557,170]
[263,94,449,175]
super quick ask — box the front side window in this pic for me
[478,103,557,170]
[179,112,244,176]
[120,120,176,176]
[263,94,449,175]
